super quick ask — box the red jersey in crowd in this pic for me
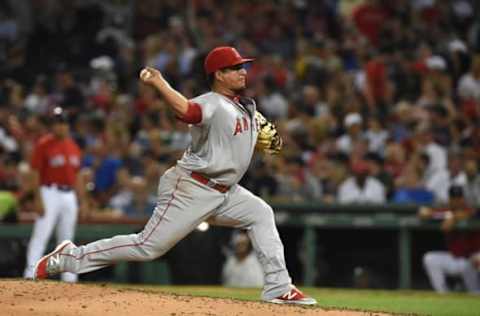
[31,134,82,186]
[352,3,390,46]
[365,58,387,103]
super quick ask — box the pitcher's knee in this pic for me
[135,242,167,261]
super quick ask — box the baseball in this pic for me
[140,68,152,80]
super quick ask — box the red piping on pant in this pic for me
[61,177,182,261]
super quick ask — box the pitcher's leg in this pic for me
[61,206,181,274]
[61,171,225,275]
[212,186,291,300]
[247,207,292,300]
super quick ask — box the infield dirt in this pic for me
[1,279,392,316]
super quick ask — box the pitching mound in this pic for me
[1,279,391,316]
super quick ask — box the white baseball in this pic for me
[140,68,152,80]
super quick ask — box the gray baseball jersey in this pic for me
[177,92,258,186]
[56,91,293,301]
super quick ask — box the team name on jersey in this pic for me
[233,115,259,136]
[49,155,80,167]
[233,115,249,135]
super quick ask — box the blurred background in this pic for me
[1,0,480,292]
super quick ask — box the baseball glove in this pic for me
[255,111,283,155]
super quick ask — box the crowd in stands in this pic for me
[1,0,480,221]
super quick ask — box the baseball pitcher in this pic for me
[33,47,316,305]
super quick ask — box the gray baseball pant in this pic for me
[60,166,292,300]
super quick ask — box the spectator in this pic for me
[365,117,388,155]
[365,152,394,199]
[420,186,480,293]
[336,112,364,154]
[222,230,264,288]
[413,124,447,183]
[393,157,434,204]
[53,69,85,120]
[429,106,455,149]
[82,139,123,207]
[462,158,480,207]
[389,101,414,143]
[275,156,318,202]
[256,77,288,120]
[337,160,386,204]
[299,85,326,117]
[362,45,393,115]
[23,77,49,114]
[457,55,480,120]
[351,0,390,46]
[110,176,156,220]
[247,159,279,200]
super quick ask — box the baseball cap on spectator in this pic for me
[426,55,446,71]
[344,113,362,128]
[448,39,467,53]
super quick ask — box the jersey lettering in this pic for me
[233,118,243,135]
[234,116,251,136]
[50,155,66,167]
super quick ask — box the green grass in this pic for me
[124,285,480,316]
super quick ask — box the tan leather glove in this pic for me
[255,111,283,155]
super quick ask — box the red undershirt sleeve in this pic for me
[176,101,202,124]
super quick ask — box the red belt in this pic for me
[190,172,230,193]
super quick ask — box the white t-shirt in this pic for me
[424,169,450,204]
[337,176,386,204]
[424,143,447,178]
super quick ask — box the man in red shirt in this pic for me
[23,107,84,283]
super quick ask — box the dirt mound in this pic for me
[1,279,390,316]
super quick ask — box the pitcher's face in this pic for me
[217,64,248,91]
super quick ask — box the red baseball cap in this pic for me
[204,46,254,74]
